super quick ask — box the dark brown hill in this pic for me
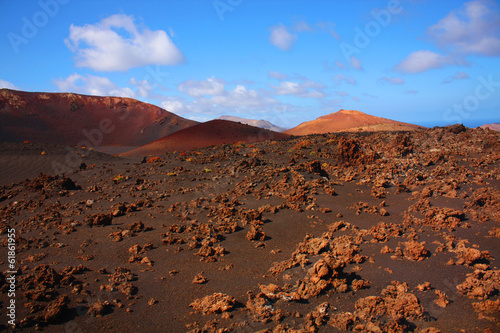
[0,89,197,147]
[122,119,291,156]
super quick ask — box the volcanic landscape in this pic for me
[0,90,499,332]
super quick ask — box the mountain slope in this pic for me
[480,123,500,131]
[0,89,197,146]
[285,109,424,135]
[121,119,291,156]
[217,115,287,132]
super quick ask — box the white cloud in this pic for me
[269,24,297,51]
[268,71,289,80]
[272,81,302,95]
[325,57,362,71]
[129,78,153,97]
[428,0,500,56]
[395,50,457,73]
[211,85,277,109]
[164,83,280,117]
[335,61,347,69]
[292,20,340,39]
[53,73,135,98]
[293,21,313,32]
[350,56,363,70]
[65,14,184,71]
[442,71,470,84]
[178,77,226,97]
[335,91,349,97]
[271,80,325,98]
[0,79,20,90]
[315,21,340,40]
[161,96,188,114]
[271,20,339,53]
[333,74,357,85]
[377,77,405,85]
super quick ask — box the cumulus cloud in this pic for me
[161,96,188,114]
[53,73,135,98]
[268,71,289,80]
[377,77,405,85]
[271,80,325,98]
[129,78,154,97]
[178,77,225,97]
[442,71,470,84]
[211,85,278,109]
[272,81,302,95]
[169,80,281,116]
[428,0,500,56]
[65,14,184,71]
[395,50,457,73]
[333,74,357,85]
[0,79,20,90]
[269,24,297,51]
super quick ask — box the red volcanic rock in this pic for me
[88,300,112,317]
[190,293,236,314]
[330,281,424,331]
[85,213,113,227]
[285,109,424,135]
[0,89,197,146]
[121,119,291,156]
[402,240,430,261]
[246,225,267,241]
[456,269,500,299]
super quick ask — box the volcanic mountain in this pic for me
[480,123,500,131]
[121,119,291,156]
[0,89,197,147]
[285,109,424,135]
[217,115,287,132]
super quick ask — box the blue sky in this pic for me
[1,0,499,128]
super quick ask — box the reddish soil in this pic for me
[284,110,424,135]
[0,125,499,332]
[121,119,291,156]
[0,89,197,146]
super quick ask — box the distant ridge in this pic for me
[480,123,500,131]
[121,119,291,156]
[285,109,424,135]
[217,115,287,132]
[0,89,197,146]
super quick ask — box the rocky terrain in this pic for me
[0,124,499,332]
[0,89,197,147]
[285,110,424,136]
